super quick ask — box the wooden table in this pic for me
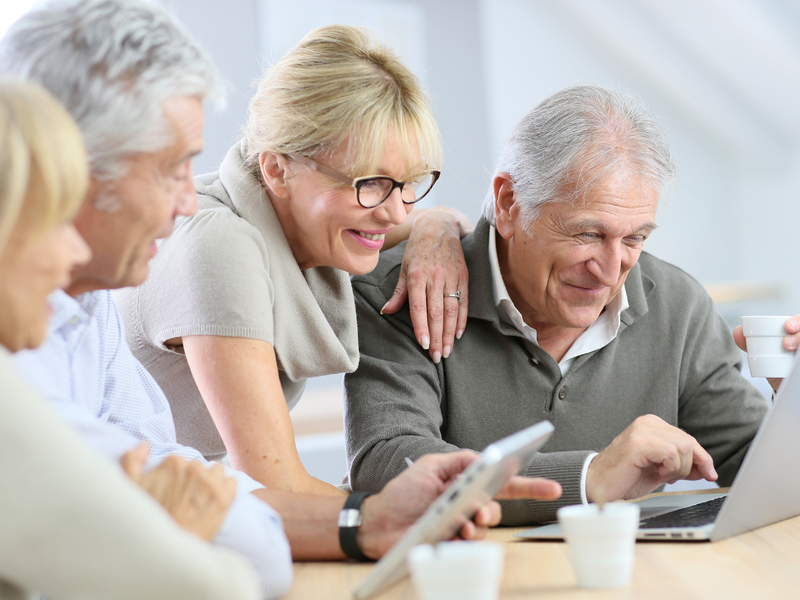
[284,494,800,600]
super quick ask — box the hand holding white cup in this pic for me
[557,501,640,589]
[741,316,795,378]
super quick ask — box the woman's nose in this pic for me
[374,186,408,225]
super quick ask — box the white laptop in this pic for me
[353,420,554,599]
[517,351,800,542]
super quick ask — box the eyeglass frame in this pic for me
[289,153,440,209]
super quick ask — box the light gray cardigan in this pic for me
[116,142,359,458]
[344,220,769,524]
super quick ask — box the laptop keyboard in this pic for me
[638,496,726,529]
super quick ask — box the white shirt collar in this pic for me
[487,225,629,374]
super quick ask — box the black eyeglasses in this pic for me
[290,153,440,209]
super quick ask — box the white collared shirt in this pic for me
[13,289,292,596]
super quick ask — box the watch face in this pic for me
[340,492,373,561]
[339,508,363,528]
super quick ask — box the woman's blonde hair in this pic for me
[0,79,87,250]
[245,24,442,179]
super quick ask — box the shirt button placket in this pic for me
[546,386,567,412]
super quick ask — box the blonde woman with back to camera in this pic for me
[0,79,262,600]
[116,25,473,495]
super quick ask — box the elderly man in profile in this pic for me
[345,84,799,525]
[2,0,560,593]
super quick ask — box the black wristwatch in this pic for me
[338,492,373,561]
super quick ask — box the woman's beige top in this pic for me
[0,347,260,600]
[115,141,359,458]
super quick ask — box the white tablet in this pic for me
[353,420,555,600]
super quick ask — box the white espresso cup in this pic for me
[408,541,504,600]
[741,316,794,378]
[557,502,640,589]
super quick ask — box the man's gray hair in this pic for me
[0,0,220,182]
[481,84,676,229]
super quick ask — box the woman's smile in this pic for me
[347,228,390,250]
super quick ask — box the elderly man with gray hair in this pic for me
[344,84,796,524]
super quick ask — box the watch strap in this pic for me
[338,492,373,561]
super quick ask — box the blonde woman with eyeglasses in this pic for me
[116,25,472,496]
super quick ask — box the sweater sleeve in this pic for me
[673,282,768,487]
[0,351,264,600]
[344,276,462,491]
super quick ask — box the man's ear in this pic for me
[493,172,519,240]
[259,152,291,199]
[80,177,118,215]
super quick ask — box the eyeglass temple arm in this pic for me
[289,154,353,185]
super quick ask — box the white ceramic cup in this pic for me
[557,502,640,589]
[408,541,504,600]
[741,316,793,378]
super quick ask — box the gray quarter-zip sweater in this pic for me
[344,219,768,524]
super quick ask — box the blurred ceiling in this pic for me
[552,0,800,167]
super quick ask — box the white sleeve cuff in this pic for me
[580,452,599,504]
[215,490,292,599]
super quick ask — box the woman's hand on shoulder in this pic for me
[381,208,473,363]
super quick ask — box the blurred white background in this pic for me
[4,0,794,486]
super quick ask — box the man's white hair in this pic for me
[481,84,676,230]
[0,0,221,183]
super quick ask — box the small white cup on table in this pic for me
[408,541,504,600]
[741,316,794,378]
[557,502,640,589]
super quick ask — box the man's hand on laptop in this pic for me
[586,415,718,503]
[356,449,561,559]
[732,314,800,392]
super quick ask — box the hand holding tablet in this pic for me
[354,420,556,599]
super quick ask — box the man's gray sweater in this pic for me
[344,220,768,524]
